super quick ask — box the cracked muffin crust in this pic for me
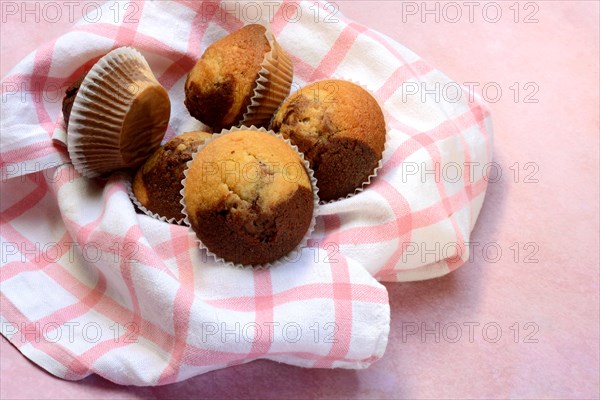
[183,130,314,266]
[271,79,386,201]
[133,131,212,221]
[184,24,278,131]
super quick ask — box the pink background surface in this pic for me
[1,1,599,399]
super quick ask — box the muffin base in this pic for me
[67,47,170,178]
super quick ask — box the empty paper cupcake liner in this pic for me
[240,24,294,128]
[67,47,170,178]
[179,125,320,270]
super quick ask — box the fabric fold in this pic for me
[0,0,491,385]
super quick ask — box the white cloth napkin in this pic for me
[0,0,492,386]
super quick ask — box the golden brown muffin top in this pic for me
[184,130,312,227]
[270,80,386,200]
[185,24,270,130]
[271,80,386,156]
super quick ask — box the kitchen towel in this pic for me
[0,0,492,386]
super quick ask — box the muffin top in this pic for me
[133,131,212,221]
[184,130,314,265]
[271,80,386,201]
[184,24,270,131]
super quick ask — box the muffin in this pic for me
[132,131,212,222]
[183,129,315,266]
[62,72,88,129]
[271,80,386,201]
[67,47,171,178]
[184,24,293,131]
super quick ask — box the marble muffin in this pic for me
[183,130,314,266]
[271,80,386,201]
[62,73,87,129]
[184,24,293,131]
[133,131,212,221]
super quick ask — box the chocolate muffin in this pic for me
[183,130,315,266]
[62,73,87,129]
[184,24,293,131]
[133,131,212,221]
[271,80,386,201]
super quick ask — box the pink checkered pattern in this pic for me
[0,0,492,385]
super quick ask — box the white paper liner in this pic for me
[67,47,170,178]
[179,125,319,270]
[272,77,390,205]
[125,178,186,226]
[239,23,293,128]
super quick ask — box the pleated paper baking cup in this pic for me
[240,24,294,128]
[67,47,171,178]
[180,125,319,270]
[127,131,212,225]
[271,78,389,204]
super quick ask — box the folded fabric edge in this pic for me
[0,299,391,385]
[264,301,391,371]
[0,315,74,380]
